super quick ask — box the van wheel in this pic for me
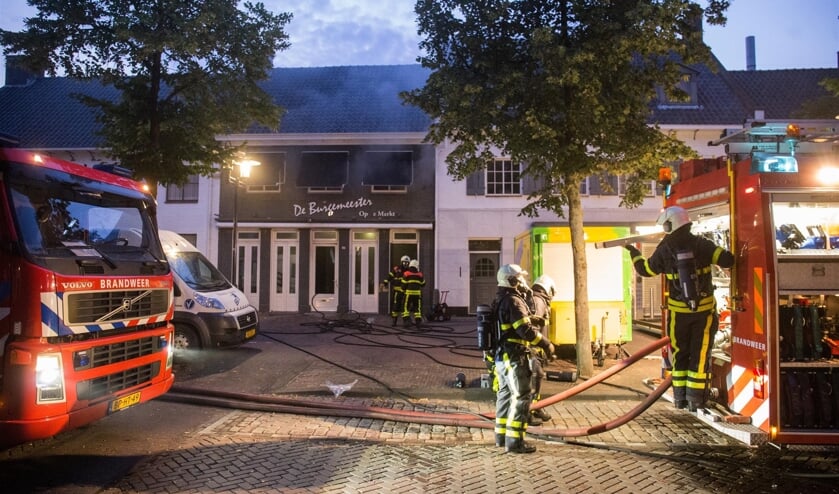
[173,326,202,351]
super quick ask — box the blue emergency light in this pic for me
[750,152,798,174]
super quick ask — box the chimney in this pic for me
[5,55,39,86]
[746,36,756,71]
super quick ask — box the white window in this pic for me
[618,175,656,197]
[166,175,199,202]
[486,158,521,196]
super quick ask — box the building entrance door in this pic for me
[469,253,499,314]
[350,231,378,313]
[311,230,338,312]
[269,230,299,312]
[236,231,260,308]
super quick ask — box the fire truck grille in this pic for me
[74,336,161,371]
[76,362,160,401]
[66,289,170,325]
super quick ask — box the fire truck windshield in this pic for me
[5,161,167,274]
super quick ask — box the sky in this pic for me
[0,0,837,87]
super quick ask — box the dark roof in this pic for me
[723,68,839,120]
[1,63,837,149]
[0,65,433,148]
[0,78,118,148]
[649,58,751,126]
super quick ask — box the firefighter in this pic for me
[625,206,734,412]
[384,255,410,326]
[493,264,555,454]
[401,259,426,328]
[528,274,556,425]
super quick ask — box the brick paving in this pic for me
[92,313,839,493]
[9,312,839,493]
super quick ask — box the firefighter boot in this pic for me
[527,413,542,426]
[505,440,537,454]
[531,407,552,422]
[494,433,505,447]
[392,317,397,327]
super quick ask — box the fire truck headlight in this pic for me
[194,293,224,310]
[36,353,66,403]
[816,166,839,185]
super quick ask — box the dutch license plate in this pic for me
[110,391,141,413]
[245,328,256,339]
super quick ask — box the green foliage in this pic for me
[405,0,720,215]
[405,0,728,374]
[794,78,839,119]
[1,0,291,187]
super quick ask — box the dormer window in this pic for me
[656,69,699,109]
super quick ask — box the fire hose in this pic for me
[162,335,672,439]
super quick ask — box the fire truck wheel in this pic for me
[173,325,202,352]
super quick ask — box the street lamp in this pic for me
[230,158,260,286]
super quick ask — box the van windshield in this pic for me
[167,251,232,291]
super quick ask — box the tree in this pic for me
[795,78,839,119]
[0,0,292,188]
[404,0,729,377]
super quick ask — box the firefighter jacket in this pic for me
[402,267,425,295]
[628,224,734,313]
[495,287,551,352]
[529,287,552,360]
[386,265,407,293]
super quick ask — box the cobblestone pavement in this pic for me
[103,403,838,494]
[5,313,839,493]
[99,313,839,494]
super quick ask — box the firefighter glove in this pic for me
[624,244,641,259]
[540,339,555,359]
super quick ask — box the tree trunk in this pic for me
[566,179,593,377]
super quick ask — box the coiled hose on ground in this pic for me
[163,335,672,439]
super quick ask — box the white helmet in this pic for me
[409,259,419,269]
[657,206,691,233]
[400,255,410,264]
[497,264,527,288]
[533,274,556,298]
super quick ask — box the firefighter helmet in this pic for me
[657,206,691,233]
[409,259,419,269]
[401,255,410,264]
[533,274,556,298]
[497,264,527,288]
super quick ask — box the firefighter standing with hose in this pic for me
[493,264,555,454]
[528,274,556,425]
[384,255,410,326]
[624,206,734,412]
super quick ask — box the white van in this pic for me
[158,230,259,351]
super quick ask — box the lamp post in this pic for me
[230,159,260,286]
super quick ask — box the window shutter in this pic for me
[466,170,485,196]
[521,171,542,195]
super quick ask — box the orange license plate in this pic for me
[110,391,141,412]
[245,329,256,339]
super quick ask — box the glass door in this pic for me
[270,230,299,312]
[350,231,378,313]
[311,230,338,312]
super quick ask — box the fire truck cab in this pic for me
[666,120,839,445]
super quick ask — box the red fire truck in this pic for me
[0,147,175,447]
[664,120,839,445]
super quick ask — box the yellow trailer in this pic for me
[513,226,633,347]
